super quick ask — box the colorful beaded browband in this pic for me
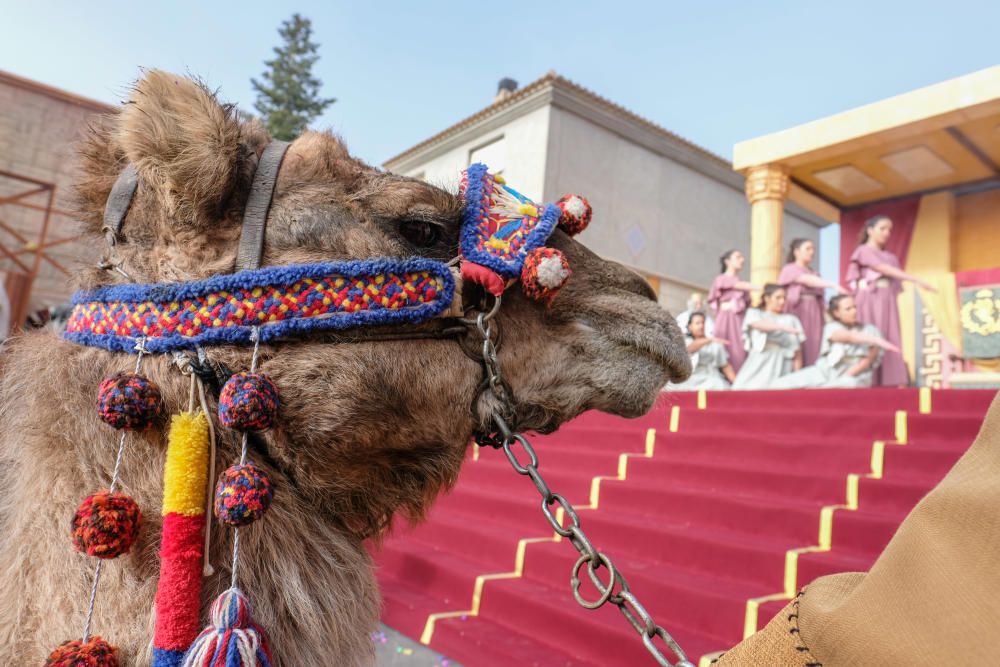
[64,162,591,355]
[65,258,455,353]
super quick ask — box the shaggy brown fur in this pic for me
[0,71,690,665]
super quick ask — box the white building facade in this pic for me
[385,74,829,311]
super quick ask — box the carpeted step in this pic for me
[380,575,449,639]
[925,389,996,415]
[485,443,625,472]
[754,597,796,633]
[566,404,671,432]
[472,574,727,666]
[534,425,652,450]
[675,409,898,439]
[375,388,995,664]
[906,413,986,441]
[380,576,598,666]
[624,457,852,504]
[856,475,938,514]
[881,444,966,481]
[385,507,549,573]
[568,509,793,590]
[796,548,875,588]
[377,537,494,611]
[520,540,770,645]
[458,456,614,501]
[689,388,920,412]
[653,432,880,472]
[432,482,588,535]
[433,610,597,667]
[829,509,906,557]
[597,480,825,544]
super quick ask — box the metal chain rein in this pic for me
[468,309,695,667]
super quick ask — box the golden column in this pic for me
[744,164,790,286]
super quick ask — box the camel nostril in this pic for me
[599,260,656,302]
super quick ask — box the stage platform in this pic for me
[373,388,996,666]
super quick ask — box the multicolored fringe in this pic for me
[153,412,210,667]
[460,163,560,282]
[65,258,455,353]
[182,588,273,667]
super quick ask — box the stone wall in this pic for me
[0,71,114,322]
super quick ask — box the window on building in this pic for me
[469,136,506,174]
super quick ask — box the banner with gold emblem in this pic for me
[960,285,1000,359]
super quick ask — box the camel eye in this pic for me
[399,219,441,248]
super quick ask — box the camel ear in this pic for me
[115,70,244,226]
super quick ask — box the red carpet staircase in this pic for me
[373,388,996,666]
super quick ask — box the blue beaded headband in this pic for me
[65,162,591,353]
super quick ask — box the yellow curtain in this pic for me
[916,273,964,355]
[897,285,916,383]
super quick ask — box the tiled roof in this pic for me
[384,72,727,168]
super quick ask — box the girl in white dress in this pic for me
[772,294,900,389]
[669,311,735,391]
[732,284,804,390]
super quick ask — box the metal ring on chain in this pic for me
[570,552,617,609]
[567,523,600,565]
[458,294,502,325]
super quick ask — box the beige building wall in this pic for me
[385,75,831,314]
[543,106,822,312]
[397,106,551,202]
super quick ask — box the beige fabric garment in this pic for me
[717,391,1000,666]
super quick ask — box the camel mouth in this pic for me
[609,324,691,384]
[573,293,692,386]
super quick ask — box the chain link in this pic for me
[468,310,695,667]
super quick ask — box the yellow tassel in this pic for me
[162,412,210,516]
[517,203,538,217]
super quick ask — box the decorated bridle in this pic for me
[46,141,597,667]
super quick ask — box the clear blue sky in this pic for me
[3,1,997,166]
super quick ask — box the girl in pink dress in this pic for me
[708,249,758,372]
[778,239,846,367]
[845,215,935,386]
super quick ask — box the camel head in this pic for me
[73,70,690,539]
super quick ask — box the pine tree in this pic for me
[251,14,336,140]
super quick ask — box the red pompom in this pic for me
[45,636,119,666]
[214,464,274,527]
[219,372,280,431]
[71,491,142,559]
[521,248,571,302]
[97,372,163,430]
[556,194,592,236]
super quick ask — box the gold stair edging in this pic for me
[737,409,912,641]
[418,414,674,646]
[698,650,726,667]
